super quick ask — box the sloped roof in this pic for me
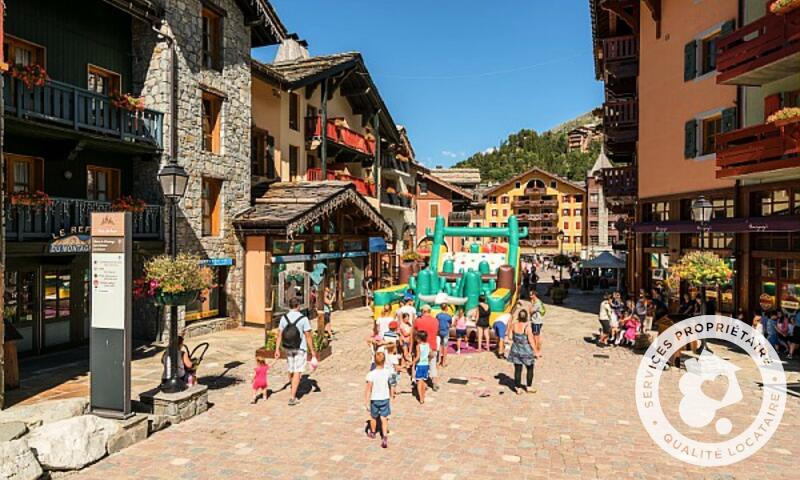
[483,166,586,196]
[582,251,625,269]
[419,173,473,201]
[234,0,289,47]
[234,182,393,240]
[251,53,401,144]
[429,168,482,187]
[588,146,613,176]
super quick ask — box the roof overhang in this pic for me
[235,0,289,47]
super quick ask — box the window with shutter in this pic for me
[721,107,737,133]
[684,40,698,81]
[685,119,698,158]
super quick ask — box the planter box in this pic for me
[771,1,800,15]
[256,345,332,362]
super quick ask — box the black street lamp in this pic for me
[157,161,189,393]
[557,230,565,283]
[691,195,713,231]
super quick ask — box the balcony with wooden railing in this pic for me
[717,8,800,86]
[524,187,546,196]
[305,116,376,157]
[516,212,558,223]
[5,197,163,241]
[529,226,560,234]
[306,168,377,197]
[715,119,800,179]
[603,98,638,144]
[520,239,559,249]
[601,35,639,78]
[512,198,559,208]
[3,78,163,149]
[600,165,638,199]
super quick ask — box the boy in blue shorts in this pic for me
[365,351,393,448]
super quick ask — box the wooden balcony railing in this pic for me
[717,8,800,85]
[604,99,638,130]
[306,168,377,197]
[516,212,558,222]
[305,116,376,156]
[715,120,800,178]
[524,187,546,196]
[512,199,558,208]
[4,77,164,148]
[520,239,559,248]
[448,211,473,226]
[602,35,638,62]
[601,165,638,199]
[529,226,560,234]
[380,155,411,173]
[5,197,163,241]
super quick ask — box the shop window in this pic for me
[4,270,37,353]
[646,233,669,248]
[87,65,120,96]
[682,232,734,250]
[781,260,800,280]
[87,166,120,201]
[186,268,225,322]
[644,202,670,222]
[202,177,222,236]
[201,7,223,70]
[3,35,45,67]
[794,190,800,215]
[753,189,790,217]
[251,128,276,178]
[201,91,223,153]
[288,145,299,180]
[701,115,722,155]
[289,93,299,131]
[342,257,365,300]
[754,233,792,251]
[6,154,43,193]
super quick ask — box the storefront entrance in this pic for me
[5,260,90,356]
[753,257,800,314]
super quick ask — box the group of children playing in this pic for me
[598,293,643,347]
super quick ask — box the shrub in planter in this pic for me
[770,0,800,15]
[766,107,800,126]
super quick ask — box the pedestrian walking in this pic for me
[475,295,492,352]
[250,352,270,405]
[435,304,453,366]
[365,351,393,448]
[506,310,540,394]
[453,307,468,354]
[323,286,335,338]
[530,291,545,352]
[413,305,440,391]
[274,297,317,406]
[413,330,432,404]
[598,294,613,347]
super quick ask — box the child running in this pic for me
[251,353,269,404]
[413,330,432,404]
[365,351,393,448]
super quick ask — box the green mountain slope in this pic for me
[455,125,600,184]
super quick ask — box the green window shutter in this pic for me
[685,119,698,159]
[720,19,736,38]
[721,107,738,133]
[684,40,698,81]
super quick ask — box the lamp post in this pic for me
[557,230,565,283]
[157,161,189,393]
[690,196,715,353]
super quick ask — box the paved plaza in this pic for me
[57,287,800,480]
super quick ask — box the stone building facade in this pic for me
[131,0,285,338]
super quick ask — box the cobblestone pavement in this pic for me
[74,287,799,480]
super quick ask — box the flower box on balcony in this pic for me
[770,0,800,15]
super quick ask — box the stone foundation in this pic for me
[138,384,209,432]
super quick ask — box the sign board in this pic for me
[90,212,132,419]
[200,257,235,267]
[369,237,388,253]
[49,234,91,254]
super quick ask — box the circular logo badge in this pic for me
[635,315,786,467]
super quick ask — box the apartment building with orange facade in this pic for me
[631,0,799,317]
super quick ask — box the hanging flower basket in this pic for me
[111,92,146,112]
[767,107,800,127]
[135,253,215,306]
[111,195,147,213]
[670,251,733,287]
[9,191,52,208]
[8,64,49,89]
[770,0,800,15]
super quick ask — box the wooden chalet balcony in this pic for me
[601,165,637,199]
[448,211,473,226]
[4,78,164,149]
[520,239,558,248]
[717,8,800,86]
[306,168,377,197]
[5,197,163,241]
[601,35,639,78]
[512,198,558,208]
[380,155,411,173]
[524,187,546,196]
[516,212,558,222]
[305,116,376,157]
[603,98,638,143]
[529,226,560,234]
[715,120,800,179]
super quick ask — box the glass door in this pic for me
[42,268,72,350]
[5,269,39,354]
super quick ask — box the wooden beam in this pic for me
[327,69,355,100]
[305,81,319,100]
[642,0,661,37]
[341,86,370,98]
[601,0,638,32]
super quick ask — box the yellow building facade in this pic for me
[483,167,585,255]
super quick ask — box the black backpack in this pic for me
[281,312,305,350]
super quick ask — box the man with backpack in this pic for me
[275,297,317,406]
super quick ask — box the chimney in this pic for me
[275,34,309,62]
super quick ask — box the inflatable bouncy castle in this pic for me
[373,215,528,323]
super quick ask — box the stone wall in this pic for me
[131,0,252,338]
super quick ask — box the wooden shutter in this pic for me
[721,107,738,133]
[720,19,736,38]
[684,40,698,81]
[764,94,783,121]
[684,119,698,158]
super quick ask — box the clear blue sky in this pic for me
[253,0,603,168]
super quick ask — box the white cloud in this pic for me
[441,150,458,158]
[483,147,497,154]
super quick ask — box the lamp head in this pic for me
[158,162,189,201]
